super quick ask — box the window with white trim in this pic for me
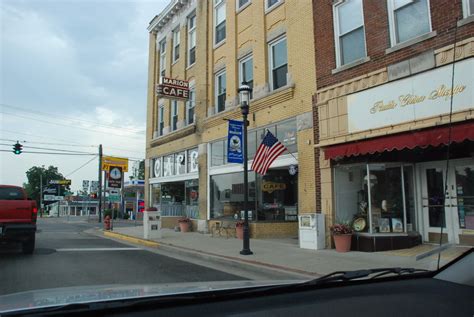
[214,0,226,45]
[266,0,281,10]
[333,0,366,67]
[387,0,431,46]
[215,70,226,113]
[238,0,250,9]
[186,86,195,125]
[158,105,164,136]
[187,13,196,66]
[172,28,180,62]
[269,36,287,91]
[159,40,166,77]
[171,100,178,131]
[239,55,253,99]
[462,0,474,17]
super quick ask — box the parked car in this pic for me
[0,185,37,254]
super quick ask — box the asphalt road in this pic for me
[0,217,244,296]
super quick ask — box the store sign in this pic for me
[227,120,244,164]
[156,77,190,100]
[102,156,129,172]
[108,166,123,188]
[262,181,287,193]
[49,179,71,185]
[347,58,473,133]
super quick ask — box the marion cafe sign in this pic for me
[156,77,190,100]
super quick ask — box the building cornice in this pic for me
[147,0,189,33]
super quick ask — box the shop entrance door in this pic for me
[420,159,474,244]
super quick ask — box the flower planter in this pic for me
[235,226,244,239]
[179,222,190,232]
[333,234,352,252]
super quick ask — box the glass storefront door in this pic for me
[420,159,474,244]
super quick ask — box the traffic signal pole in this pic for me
[98,144,103,223]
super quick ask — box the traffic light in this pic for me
[12,142,23,155]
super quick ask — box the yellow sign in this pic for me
[102,156,129,172]
[262,181,286,193]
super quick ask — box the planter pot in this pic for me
[333,234,352,252]
[235,226,244,239]
[179,222,190,233]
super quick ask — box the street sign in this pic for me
[90,181,99,193]
[109,194,121,202]
[82,180,90,192]
[102,156,128,172]
[108,166,123,188]
[49,179,71,185]
[44,195,64,201]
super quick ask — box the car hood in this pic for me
[0,280,300,313]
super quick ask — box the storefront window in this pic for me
[276,119,297,153]
[210,172,255,219]
[187,147,199,173]
[153,157,162,178]
[258,168,297,221]
[334,163,412,234]
[211,140,225,166]
[247,130,257,160]
[185,179,199,218]
[455,165,474,229]
[160,182,185,216]
[150,184,161,209]
[163,154,175,176]
[176,151,186,175]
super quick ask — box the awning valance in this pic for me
[324,121,474,160]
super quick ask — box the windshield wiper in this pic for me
[303,267,430,285]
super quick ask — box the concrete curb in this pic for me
[103,231,160,248]
[97,229,317,280]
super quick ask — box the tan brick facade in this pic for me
[145,0,317,238]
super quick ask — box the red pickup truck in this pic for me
[0,185,37,254]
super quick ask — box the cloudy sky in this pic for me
[0,0,167,192]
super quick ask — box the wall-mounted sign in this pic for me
[288,165,298,175]
[262,181,287,193]
[156,77,190,100]
[347,58,473,133]
[102,156,129,172]
[108,166,123,188]
[227,120,244,164]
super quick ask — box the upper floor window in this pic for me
[214,0,226,45]
[239,55,253,99]
[266,0,281,10]
[186,86,195,125]
[187,14,196,66]
[172,27,180,62]
[238,0,250,9]
[215,70,226,113]
[269,36,287,91]
[159,40,166,76]
[387,0,431,46]
[158,105,164,136]
[333,0,366,66]
[462,0,474,17]
[171,100,178,131]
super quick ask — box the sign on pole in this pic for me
[90,181,99,193]
[49,179,72,185]
[102,156,128,172]
[82,180,90,192]
[107,166,123,188]
[156,77,190,101]
[227,120,244,164]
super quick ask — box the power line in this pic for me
[65,156,98,177]
[0,111,144,140]
[1,129,97,146]
[0,149,96,156]
[22,145,97,154]
[0,103,145,134]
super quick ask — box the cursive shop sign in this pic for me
[347,58,473,133]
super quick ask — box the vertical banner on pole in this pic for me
[227,120,244,164]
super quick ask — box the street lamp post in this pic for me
[238,82,253,255]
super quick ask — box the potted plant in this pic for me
[330,221,353,252]
[178,217,191,232]
[235,220,245,239]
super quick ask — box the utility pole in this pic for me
[40,173,43,218]
[98,144,103,223]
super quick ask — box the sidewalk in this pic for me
[101,226,471,277]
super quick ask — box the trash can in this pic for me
[298,213,325,250]
[144,210,161,239]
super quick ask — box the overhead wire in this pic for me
[65,156,99,177]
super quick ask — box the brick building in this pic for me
[313,0,474,250]
[145,0,317,238]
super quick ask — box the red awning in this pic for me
[324,121,474,160]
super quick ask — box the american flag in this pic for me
[251,130,287,175]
